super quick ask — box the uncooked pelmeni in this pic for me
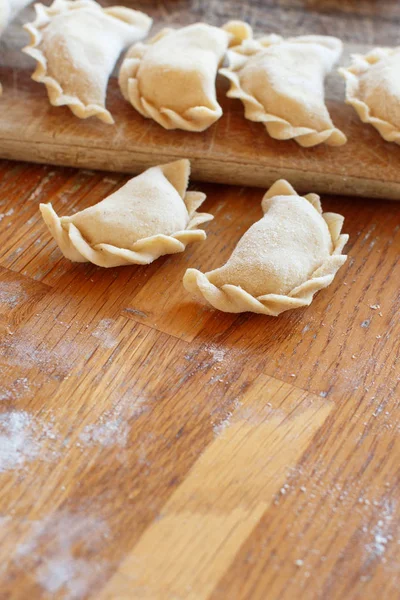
[23,0,152,123]
[40,160,213,267]
[183,180,348,315]
[118,21,251,131]
[339,48,400,144]
[220,33,347,147]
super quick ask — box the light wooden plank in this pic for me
[1,69,400,200]
[100,375,333,599]
[210,353,400,600]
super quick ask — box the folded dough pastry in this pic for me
[23,0,152,123]
[220,34,347,147]
[0,0,33,94]
[339,48,400,144]
[40,160,213,267]
[184,180,348,315]
[119,21,251,131]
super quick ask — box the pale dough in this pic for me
[220,33,347,147]
[183,180,348,315]
[40,160,213,267]
[23,0,152,123]
[339,48,400,144]
[119,21,251,131]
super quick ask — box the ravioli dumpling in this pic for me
[183,180,348,315]
[118,21,251,131]
[23,0,152,123]
[220,34,347,147]
[339,48,400,144]
[40,160,213,267]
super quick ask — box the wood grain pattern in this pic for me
[0,157,399,600]
[100,376,333,600]
[0,2,400,599]
[2,69,400,200]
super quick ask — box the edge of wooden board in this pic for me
[1,69,400,200]
[1,138,400,200]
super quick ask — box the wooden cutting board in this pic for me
[1,17,400,200]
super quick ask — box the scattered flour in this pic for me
[212,398,286,438]
[36,557,103,597]
[91,319,118,349]
[0,389,147,473]
[26,172,56,202]
[205,343,226,363]
[208,373,227,385]
[365,499,395,560]
[15,510,109,600]
[79,395,147,449]
[295,559,304,567]
[0,280,27,308]
[0,208,14,222]
[0,331,79,377]
[0,377,30,402]
[213,415,233,436]
[0,410,57,472]
[212,399,242,437]
[370,532,389,556]
[204,343,241,388]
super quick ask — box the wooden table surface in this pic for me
[0,1,399,599]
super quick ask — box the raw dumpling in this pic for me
[183,180,348,315]
[118,21,251,131]
[220,34,347,147]
[0,0,33,94]
[40,160,213,267]
[23,0,152,123]
[339,48,400,144]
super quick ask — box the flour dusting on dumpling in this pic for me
[184,180,348,315]
[23,0,152,122]
[119,21,251,131]
[220,33,346,147]
[40,160,213,267]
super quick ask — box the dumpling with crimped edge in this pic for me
[22,0,152,123]
[339,48,400,144]
[40,160,213,268]
[219,33,347,147]
[118,20,252,131]
[183,180,348,316]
